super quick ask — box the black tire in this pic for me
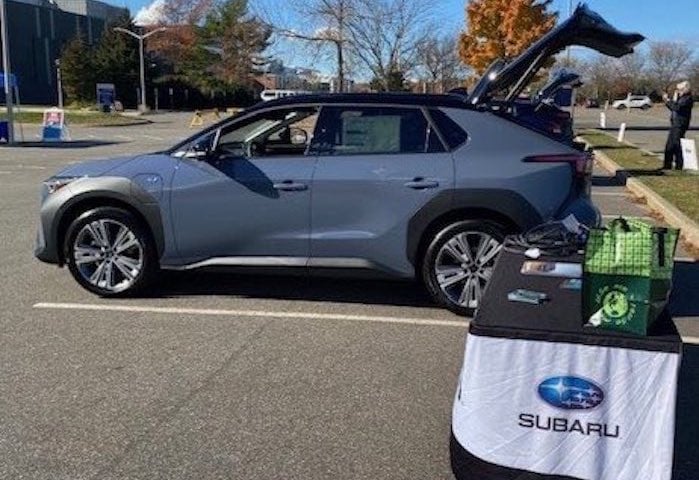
[641,104,650,110]
[64,207,157,297]
[617,104,626,110]
[422,220,507,317]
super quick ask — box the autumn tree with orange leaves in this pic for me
[459,0,557,74]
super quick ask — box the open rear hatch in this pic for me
[468,4,644,106]
[536,70,582,103]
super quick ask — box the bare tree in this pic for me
[614,51,647,95]
[261,0,354,92]
[345,0,433,91]
[647,41,695,92]
[416,34,466,93]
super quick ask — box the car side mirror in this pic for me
[183,137,214,159]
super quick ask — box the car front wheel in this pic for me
[64,207,157,296]
[422,220,506,317]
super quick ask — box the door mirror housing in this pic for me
[183,132,216,159]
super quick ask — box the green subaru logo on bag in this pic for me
[602,288,630,320]
[594,284,636,326]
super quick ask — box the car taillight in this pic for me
[523,153,593,195]
[523,153,592,177]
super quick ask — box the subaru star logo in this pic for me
[538,376,604,410]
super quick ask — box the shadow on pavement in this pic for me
[1,140,123,148]
[154,270,435,308]
[592,175,623,187]
[670,260,699,318]
[673,343,699,479]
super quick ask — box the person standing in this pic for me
[663,81,693,170]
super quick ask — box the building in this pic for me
[254,59,355,94]
[0,0,127,105]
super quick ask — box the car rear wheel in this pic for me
[64,207,157,297]
[422,220,506,317]
[617,104,626,110]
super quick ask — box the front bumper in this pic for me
[35,218,61,265]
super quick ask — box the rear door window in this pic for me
[428,109,468,150]
[312,106,444,155]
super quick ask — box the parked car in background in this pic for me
[584,98,600,108]
[35,5,643,316]
[612,94,652,110]
[260,89,312,102]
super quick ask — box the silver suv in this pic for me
[35,5,642,315]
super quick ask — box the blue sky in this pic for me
[118,0,699,72]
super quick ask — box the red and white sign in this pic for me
[42,108,65,127]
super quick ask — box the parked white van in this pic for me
[260,89,312,102]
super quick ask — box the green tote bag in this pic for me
[583,217,679,335]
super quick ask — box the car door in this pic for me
[169,106,319,265]
[308,105,454,277]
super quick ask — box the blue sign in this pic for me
[0,73,18,89]
[42,125,64,142]
[538,376,604,410]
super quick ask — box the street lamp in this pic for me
[55,59,63,109]
[113,26,166,112]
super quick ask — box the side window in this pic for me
[216,106,319,158]
[312,106,444,155]
[429,109,468,150]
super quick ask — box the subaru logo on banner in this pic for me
[538,376,604,410]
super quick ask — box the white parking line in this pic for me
[32,302,469,328]
[114,135,133,141]
[142,134,163,140]
[32,302,699,343]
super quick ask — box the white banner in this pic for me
[452,334,679,480]
[681,138,698,171]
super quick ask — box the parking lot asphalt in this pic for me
[1,112,698,479]
[575,104,699,154]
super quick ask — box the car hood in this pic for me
[468,4,644,106]
[53,155,140,178]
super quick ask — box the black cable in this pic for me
[504,221,586,258]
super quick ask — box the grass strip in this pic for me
[580,130,699,224]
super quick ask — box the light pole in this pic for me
[55,59,63,108]
[565,0,573,64]
[113,26,166,112]
[0,0,15,144]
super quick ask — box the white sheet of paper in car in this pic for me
[520,261,582,278]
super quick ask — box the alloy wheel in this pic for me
[434,231,502,309]
[72,219,144,293]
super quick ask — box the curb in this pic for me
[590,146,699,249]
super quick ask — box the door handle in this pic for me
[404,177,439,189]
[273,180,308,191]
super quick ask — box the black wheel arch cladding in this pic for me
[407,189,543,266]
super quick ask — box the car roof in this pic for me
[246,92,471,112]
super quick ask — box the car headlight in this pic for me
[43,176,83,194]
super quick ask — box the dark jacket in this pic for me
[665,92,694,129]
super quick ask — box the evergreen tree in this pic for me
[60,34,95,104]
[93,14,139,105]
[200,0,271,89]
